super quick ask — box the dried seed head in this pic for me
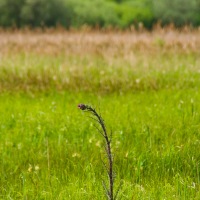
[78,104,87,110]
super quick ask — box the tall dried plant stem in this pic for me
[78,104,114,200]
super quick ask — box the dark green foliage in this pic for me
[153,0,200,27]
[0,0,199,28]
[20,0,72,27]
[0,0,73,28]
[0,0,25,27]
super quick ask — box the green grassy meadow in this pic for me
[0,30,200,199]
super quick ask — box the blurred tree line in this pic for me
[0,0,199,29]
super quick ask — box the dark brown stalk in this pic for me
[78,104,114,200]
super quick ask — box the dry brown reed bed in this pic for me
[0,28,200,57]
[0,28,199,93]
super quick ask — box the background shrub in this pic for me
[20,0,73,27]
[115,0,154,28]
[0,0,73,28]
[153,0,200,27]
[68,0,120,28]
[0,0,25,27]
[0,0,199,29]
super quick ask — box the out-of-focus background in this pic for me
[0,0,200,29]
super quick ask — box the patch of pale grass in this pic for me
[0,29,199,93]
[0,29,200,56]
